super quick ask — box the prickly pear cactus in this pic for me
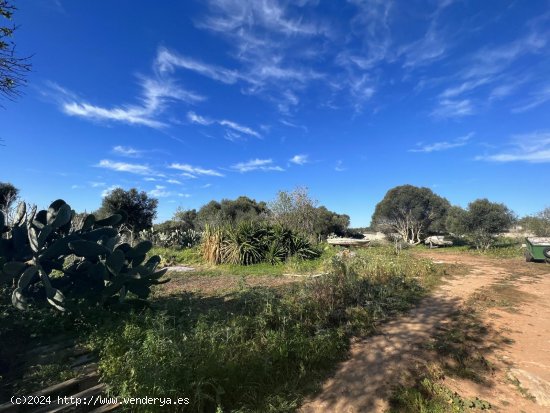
[0,200,168,311]
[139,227,201,248]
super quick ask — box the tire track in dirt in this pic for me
[300,252,550,413]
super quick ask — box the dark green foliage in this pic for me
[0,1,31,101]
[314,206,351,238]
[0,200,167,311]
[96,188,158,234]
[171,207,198,230]
[446,199,515,250]
[372,185,450,244]
[197,196,269,228]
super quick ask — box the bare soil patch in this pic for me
[156,273,302,295]
[301,251,550,412]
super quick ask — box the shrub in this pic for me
[200,222,320,266]
[446,199,515,250]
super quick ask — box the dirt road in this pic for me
[300,252,550,413]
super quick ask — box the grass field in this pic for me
[1,244,448,411]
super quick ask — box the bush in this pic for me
[446,199,515,250]
[201,222,320,266]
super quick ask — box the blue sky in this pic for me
[1,0,549,226]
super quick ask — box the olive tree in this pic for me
[96,188,158,242]
[270,187,350,239]
[196,196,269,228]
[372,185,450,244]
[446,199,515,250]
[270,187,318,236]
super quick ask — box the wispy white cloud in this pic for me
[289,154,309,165]
[400,24,447,69]
[187,111,261,138]
[169,163,225,177]
[431,99,474,118]
[439,78,492,99]
[112,145,144,158]
[199,0,319,37]
[156,47,241,84]
[477,131,550,163]
[52,74,204,129]
[334,160,346,172]
[191,1,328,112]
[440,30,549,103]
[148,185,173,198]
[166,179,182,185]
[89,181,106,188]
[231,158,284,172]
[95,159,155,175]
[410,132,473,153]
[511,84,550,113]
[279,119,308,132]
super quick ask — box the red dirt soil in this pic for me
[300,252,550,413]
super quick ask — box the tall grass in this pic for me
[91,247,441,412]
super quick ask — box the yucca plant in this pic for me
[222,222,265,265]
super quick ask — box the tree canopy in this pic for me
[270,187,350,239]
[196,196,269,228]
[372,185,450,244]
[519,207,550,237]
[446,198,515,250]
[96,188,158,234]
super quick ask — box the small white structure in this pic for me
[327,237,371,247]
[424,236,453,248]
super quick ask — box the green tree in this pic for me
[315,206,350,237]
[96,188,158,238]
[172,207,198,230]
[270,187,319,237]
[372,185,450,244]
[446,199,515,250]
[1,0,31,101]
[269,187,349,239]
[520,207,550,236]
[197,196,269,228]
